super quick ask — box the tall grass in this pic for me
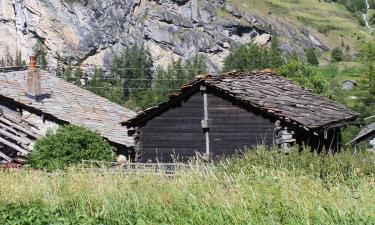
[0,147,374,224]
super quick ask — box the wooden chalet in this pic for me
[0,60,135,164]
[124,70,359,163]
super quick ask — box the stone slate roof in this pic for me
[125,70,358,130]
[347,122,375,145]
[0,70,136,146]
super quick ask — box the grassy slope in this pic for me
[229,0,374,56]
[0,148,374,224]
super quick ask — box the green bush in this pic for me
[27,125,115,170]
[278,59,333,98]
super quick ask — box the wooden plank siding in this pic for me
[139,90,276,162]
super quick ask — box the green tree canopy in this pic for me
[111,45,153,101]
[331,47,344,62]
[223,37,286,72]
[278,59,332,98]
[151,55,206,105]
[33,38,48,69]
[305,48,319,66]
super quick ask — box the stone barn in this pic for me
[0,62,135,164]
[124,70,359,163]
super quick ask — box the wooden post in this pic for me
[200,86,210,156]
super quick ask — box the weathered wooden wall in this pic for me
[139,91,276,162]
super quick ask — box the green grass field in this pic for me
[228,0,374,54]
[1,147,374,224]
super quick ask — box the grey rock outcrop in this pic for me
[0,0,330,70]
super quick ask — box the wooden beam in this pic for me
[0,116,39,138]
[0,122,23,137]
[0,136,29,155]
[1,110,39,130]
[0,150,12,162]
[0,128,32,145]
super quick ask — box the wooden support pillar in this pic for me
[200,86,210,157]
[275,120,295,153]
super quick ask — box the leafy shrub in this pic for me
[27,125,115,170]
[278,59,333,97]
[317,24,339,35]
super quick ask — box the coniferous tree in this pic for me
[64,66,73,82]
[15,50,22,67]
[87,67,125,105]
[111,45,153,102]
[358,42,375,117]
[33,38,48,69]
[331,47,344,62]
[223,39,286,72]
[306,48,319,66]
[151,55,206,106]
[269,36,285,68]
[74,67,83,86]
[55,61,63,77]
[5,47,14,66]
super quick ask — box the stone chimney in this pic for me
[26,55,42,100]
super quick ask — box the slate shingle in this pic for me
[0,70,136,146]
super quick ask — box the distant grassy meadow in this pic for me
[0,147,374,224]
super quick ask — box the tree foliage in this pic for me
[223,36,285,72]
[111,45,153,101]
[86,67,125,105]
[278,59,332,98]
[357,41,375,117]
[151,55,206,104]
[33,38,48,69]
[27,125,115,170]
[305,48,319,66]
[331,47,344,62]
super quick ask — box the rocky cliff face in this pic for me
[0,0,330,70]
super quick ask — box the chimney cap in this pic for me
[29,55,36,69]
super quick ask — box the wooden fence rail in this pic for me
[80,160,215,176]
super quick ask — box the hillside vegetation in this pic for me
[1,147,374,224]
[229,0,374,56]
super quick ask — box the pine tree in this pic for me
[357,42,375,117]
[74,67,83,86]
[87,67,125,105]
[306,48,319,66]
[64,66,73,82]
[55,61,63,77]
[5,47,14,66]
[15,50,23,67]
[331,47,344,62]
[33,38,48,69]
[269,36,285,68]
[223,39,286,72]
[111,45,153,102]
